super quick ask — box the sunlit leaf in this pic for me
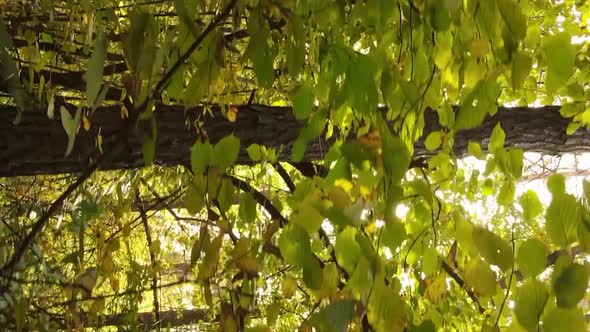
[516,238,547,278]
[464,257,497,297]
[211,135,240,170]
[424,131,442,151]
[553,263,590,308]
[547,174,565,196]
[473,226,513,271]
[310,300,355,332]
[514,279,548,331]
[293,82,314,120]
[85,32,107,107]
[246,144,262,161]
[545,193,580,247]
[60,106,82,157]
[520,190,543,223]
[542,307,587,332]
[335,227,362,274]
[278,224,311,268]
[542,32,576,94]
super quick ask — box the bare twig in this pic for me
[135,190,161,331]
[441,260,485,314]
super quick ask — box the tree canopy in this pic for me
[1,0,590,331]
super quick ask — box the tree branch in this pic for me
[441,260,485,314]
[135,190,161,331]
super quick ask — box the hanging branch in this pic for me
[274,163,296,193]
[495,226,516,328]
[228,175,288,225]
[441,261,485,314]
[135,190,161,331]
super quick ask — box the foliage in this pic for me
[0,0,589,331]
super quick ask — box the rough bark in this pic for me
[80,309,212,329]
[0,102,581,177]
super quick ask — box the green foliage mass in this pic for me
[1,0,590,331]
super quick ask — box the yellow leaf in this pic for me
[358,129,381,149]
[236,256,258,275]
[424,273,447,304]
[109,277,119,293]
[228,105,238,122]
[97,128,103,154]
[121,105,129,119]
[83,115,90,131]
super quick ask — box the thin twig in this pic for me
[135,190,161,331]
[495,225,515,328]
[441,260,485,314]
[151,0,238,98]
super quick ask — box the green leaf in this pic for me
[464,257,497,297]
[278,224,311,268]
[547,174,565,196]
[381,221,407,251]
[497,180,516,207]
[436,103,455,128]
[190,227,209,267]
[126,12,151,71]
[424,131,442,151]
[511,51,532,90]
[185,178,205,215]
[335,227,362,274]
[0,17,31,114]
[543,32,576,94]
[266,302,280,326]
[245,11,274,87]
[174,0,199,37]
[545,193,580,247]
[302,255,323,289]
[190,141,212,175]
[520,190,543,223]
[293,82,314,120]
[497,0,527,42]
[473,226,513,271]
[488,123,505,155]
[291,137,307,162]
[516,239,547,278]
[310,300,355,332]
[85,32,107,107]
[217,178,235,214]
[553,263,590,308]
[367,284,406,332]
[468,142,485,159]
[455,80,501,130]
[514,279,548,331]
[246,144,262,161]
[211,135,240,170]
[286,16,306,77]
[291,111,328,162]
[381,131,410,181]
[422,247,440,276]
[508,148,524,178]
[60,106,82,157]
[542,307,587,332]
[238,192,257,223]
[142,137,155,165]
[197,235,222,281]
[281,276,298,298]
[293,200,324,234]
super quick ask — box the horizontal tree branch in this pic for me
[80,309,214,328]
[0,103,578,177]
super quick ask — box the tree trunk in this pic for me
[0,103,579,177]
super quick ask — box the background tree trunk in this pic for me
[0,103,578,177]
